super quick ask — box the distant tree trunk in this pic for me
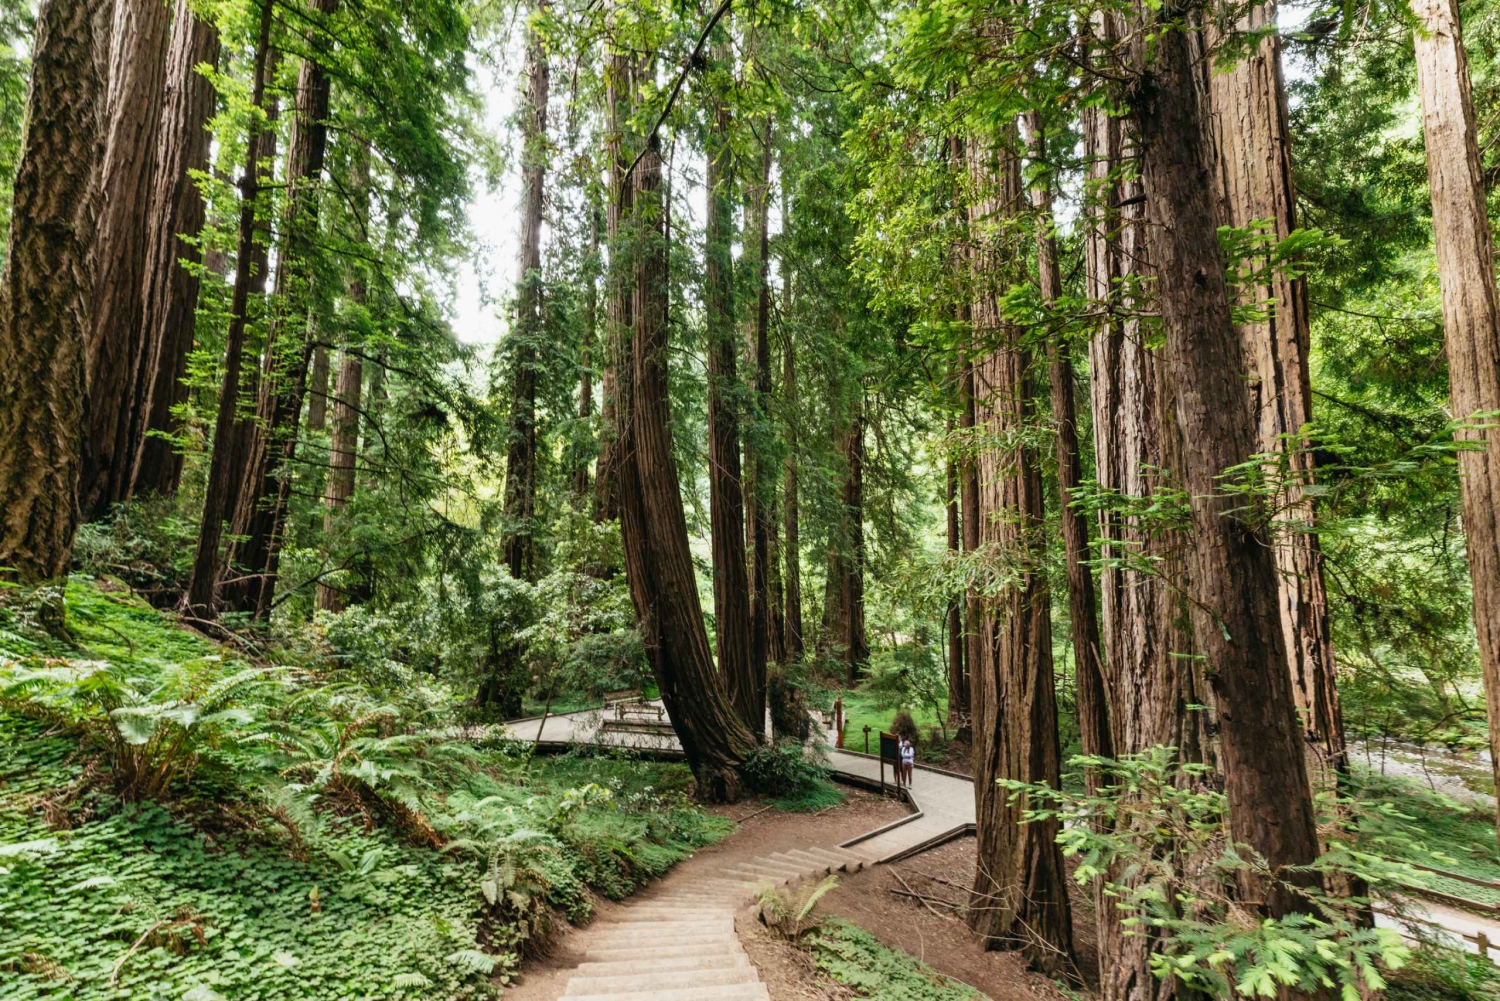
[835,395,868,685]
[704,39,757,735]
[226,0,337,617]
[782,324,804,663]
[502,0,547,582]
[1128,11,1322,916]
[184,0,276,615]
[614,129,758,801]
[79,0,172,519]
[593,45,631,526]
[314,148,369,614]
[965,137,1074,973]
[745,118,774,705]
[574,202,600,503]
[306,347,330,431]
[1411,0,1500,842]
[136,1,219,497]
[1199,2,1346,788]
[959,328,981,709]
[1024,112,1112,777]
[945,430,965,723]
[0,0,105,584]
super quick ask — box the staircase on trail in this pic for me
[555,845,868,1001]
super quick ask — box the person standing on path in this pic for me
[900,736,916,787]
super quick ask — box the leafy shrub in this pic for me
[1386,943,1500,1001]
[811,918,980,1000]
[742,738,829,798]
[889,708,918,743]
[755,874,838,941]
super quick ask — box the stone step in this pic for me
[563,965,760,994]
[561,984,770,1001]
[582,924,735,948]
[805,845,865,871]
[767,851,829,874]
[575,953,751,977]
[741,856,808,876]
[611,905,732,919]
[775,849,838,873]
[583,939,742,962]
[723,862,798,882]
[592,916,736,932]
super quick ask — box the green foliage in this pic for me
[1386,944,1500,1001]
[811,918,982,1000]
[742,738,831,799]
[755,873,839,942]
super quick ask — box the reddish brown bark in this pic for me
[79,0,172,519]
[745,119,774,702]
[136,1,220,497]
[965,137,1074,973]
[782,325,804,663]
[593,46,631,527]
[833,395,868,685]
[1128,7,1322,915]
[0,0,104,583]
[1411,0,1500,841]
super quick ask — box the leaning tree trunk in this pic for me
[136,0,220,497]
[1411,0,1500,843]
[227,0,338,617]
[614,130,759,801]
[0,0,105,585]
[184,0,276,615]
[78,0,172,520]
[965,136,1074,974]
[703,37,758,735]
[501,0,548,582]
[1024,112,1112,776]
[1128,8,1322,917]
[1199,0,1346,786]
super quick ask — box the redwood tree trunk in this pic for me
[0,0,104,583]
[1411,0,1500,842]
[184,0,276,615]
[965,138,1074,973]
[502,0,547,582]
[945,430,965,723]
[704,42,758,735]
[835,395,868,684]
[615,131,758,800]
[745,120,773,704]
[79,0,172,519]
[1024,112,1112,775]
[782,324,804,663]
[1128,9,1322,916]
[136,0,220,497]
[227,0,338,617]
[959,328,981,709]
[314,349,361,612]
[593,44,631,527]
[306,347,330,431]
[574,202,600,503]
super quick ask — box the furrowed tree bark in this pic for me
[306,348,330,431]
[501,0,548,582]
[834,393,868,685]
[136,0,220,497]
[227,0,338,617]
[965,136,1074,973]
[704,35,758,735]
[79,0,172,519]
[782,319,804,663]
[959,325,981,713]
[1411,0,1500,842]
[945,435,965,724]
[615,130,758,800]
[745,116,774,708]
[184,0,276,615]
[1024,112,1112,776]
[1127,7,1322,916]
[0,0,104,585]
[574,200,600,503]
[593,44,631,526]
[1199,1,1346,786]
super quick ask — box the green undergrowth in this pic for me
[769,779,845,813]
[1353,768,1500,905]
[825,686,950,755]
[810,917,984,1000]
[1386,942,1500,1001]
[0,578,732,999]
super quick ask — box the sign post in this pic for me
[879,731,899,796]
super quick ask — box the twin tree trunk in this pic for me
[501,1,547,583]
[703,35,759,736]
[0,0,104,584]
[136,0,219,497]
[1411,0,1500,842]
[79,0,170,520]
[964,138,1073,973]
[1128,5,1321,917]
[613,126,758,800]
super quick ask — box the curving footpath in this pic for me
[504,703,1500,981]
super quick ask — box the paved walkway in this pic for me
[502,703,1500,963]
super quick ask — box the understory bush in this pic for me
[0,578,732,999]
[811,918,981,1000]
